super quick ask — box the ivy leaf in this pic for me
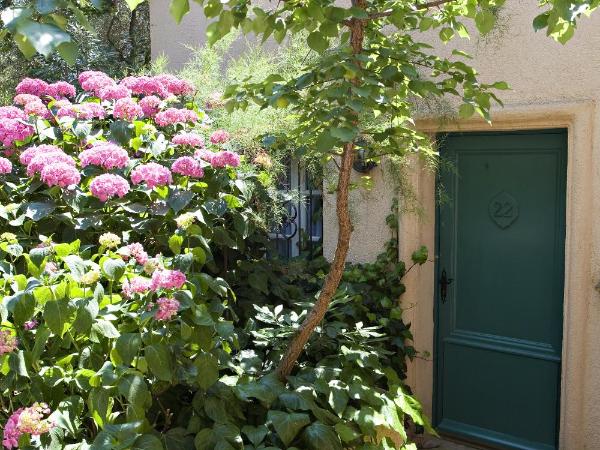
[170,0,190,24]
[301,423,342,450]
[241,425,268,447]
[268,411,311,446]
[145,344,173,382]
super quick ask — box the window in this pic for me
[269,160,323,259]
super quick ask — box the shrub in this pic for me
[0,70,431,449]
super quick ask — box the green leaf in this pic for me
[411,245,429,265]
[72,297,99,334]
[125,0,146,10]
[57,41,78,66]
[194,353,219,390]
[170,0,190,23]
[241,425,268,447]
[145,344,173,382]
[458,103,475,119]
[44,299,74,337]
[13,292,35,325]
[301,423,342,450]
[119,374,151,418]
[133,434,164,450]
[169,234,184,255]
[8,350,28,378]
[109,121,133,146]
[475,10,496,34]
[268,411,311,446]
[115,333,142,366]
[102,258,126,281]
[88,387,112,428]
[307,32,328,53]
[533,12,549,32]
[35,0,58,14]
[93,319,120,339]
[168,189,194,213]
[16,19,71,56]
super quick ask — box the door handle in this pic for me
[439,269,453,303]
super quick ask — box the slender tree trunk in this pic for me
[275,1,366,381]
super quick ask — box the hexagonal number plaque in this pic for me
[488,191,519,229]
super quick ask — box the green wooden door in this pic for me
[435,130,566,450]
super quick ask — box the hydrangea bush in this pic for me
[0,72,267,449]
[0,71,431,450]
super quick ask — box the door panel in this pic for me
[435,131,566,450]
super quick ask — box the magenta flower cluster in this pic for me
[16,78,76,99]
[151,269,187,290]
[89,174,130,201]
[80,142,130,170]
[2,403,54,449]
[210,129,231,144]
[113,98,144,121]
[195,149,241,168]
[172,156,204,178]
[131,162,173,188]
[172,132,205,147]
[0,106,34,148]
[154,108,198,127]
[41,163,81,188]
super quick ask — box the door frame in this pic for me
[431,130,567,449]
[401,101,595,450]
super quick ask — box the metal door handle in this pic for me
[439,269,453,303]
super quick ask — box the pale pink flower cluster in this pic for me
[172,156,204,178]
[210,129,230,144]
[89,174,130,202]
[120,76,168,97]
[80,142,129,170]
[13,94,40,106]
[0,330,17,355]
[122,276,152,298]
[23,320,38,331]
[41,163,81,188]
[131,163,173,188]
[154,297,180,321]
[19,144,61,165]
[24,100,51,119]
[0,106,34,148]
[98,84,131,101]
[56,102,106,120]
[126,242,149,265]
[154,108,197,127]
[26,151,75,177]
[195,149,241,168]
[113,98,143,121]
[2,403,54,449]
[150,269,187,290]
[139,95,161,117]
[153,74,194,96]
[0,157,12,174]
[172,132,204,147]
[16,78,76,99]
[79,71,115,95]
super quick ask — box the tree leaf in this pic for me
[268,411,311,446]
[307,32,328,53]
[475,10,496,34]
[170,0,190,24]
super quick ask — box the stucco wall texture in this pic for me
[150,2,600,448]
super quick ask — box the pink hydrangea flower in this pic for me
[131,162,173,188]
[154,297,180,321]
[89,174,130,202]
[23,320,38,331]
[24,100,51,119]
[172,132,204,147]
[19,144,62,165]
[211,150,241,168]
[151,269,187,290]
[80,142,130,170]
[2,403,54,449]
[98,84,131,101]
[122,276,152,298]
[127,242,149,265]
[27,151,75,176]
[0,119,34,148]
[210,129,230,145]
[13,94,41,106]
[15,78,48,96]
[77,102,106,120]
[113,97,143,121]
[194,148,216,163]
[0,106,26,120]
[154,108,198,127]
[0,157,12,174]
[172,156,204,178]
[153,74,194,97]
[40,162,81,188]
[79,71,114,94]
[0,330,18,355]
[139,95,161,117]
[120,76,168,97]
[46,81,76,99]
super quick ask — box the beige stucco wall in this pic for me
[150,1,600,448]
[324,3,600,449]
